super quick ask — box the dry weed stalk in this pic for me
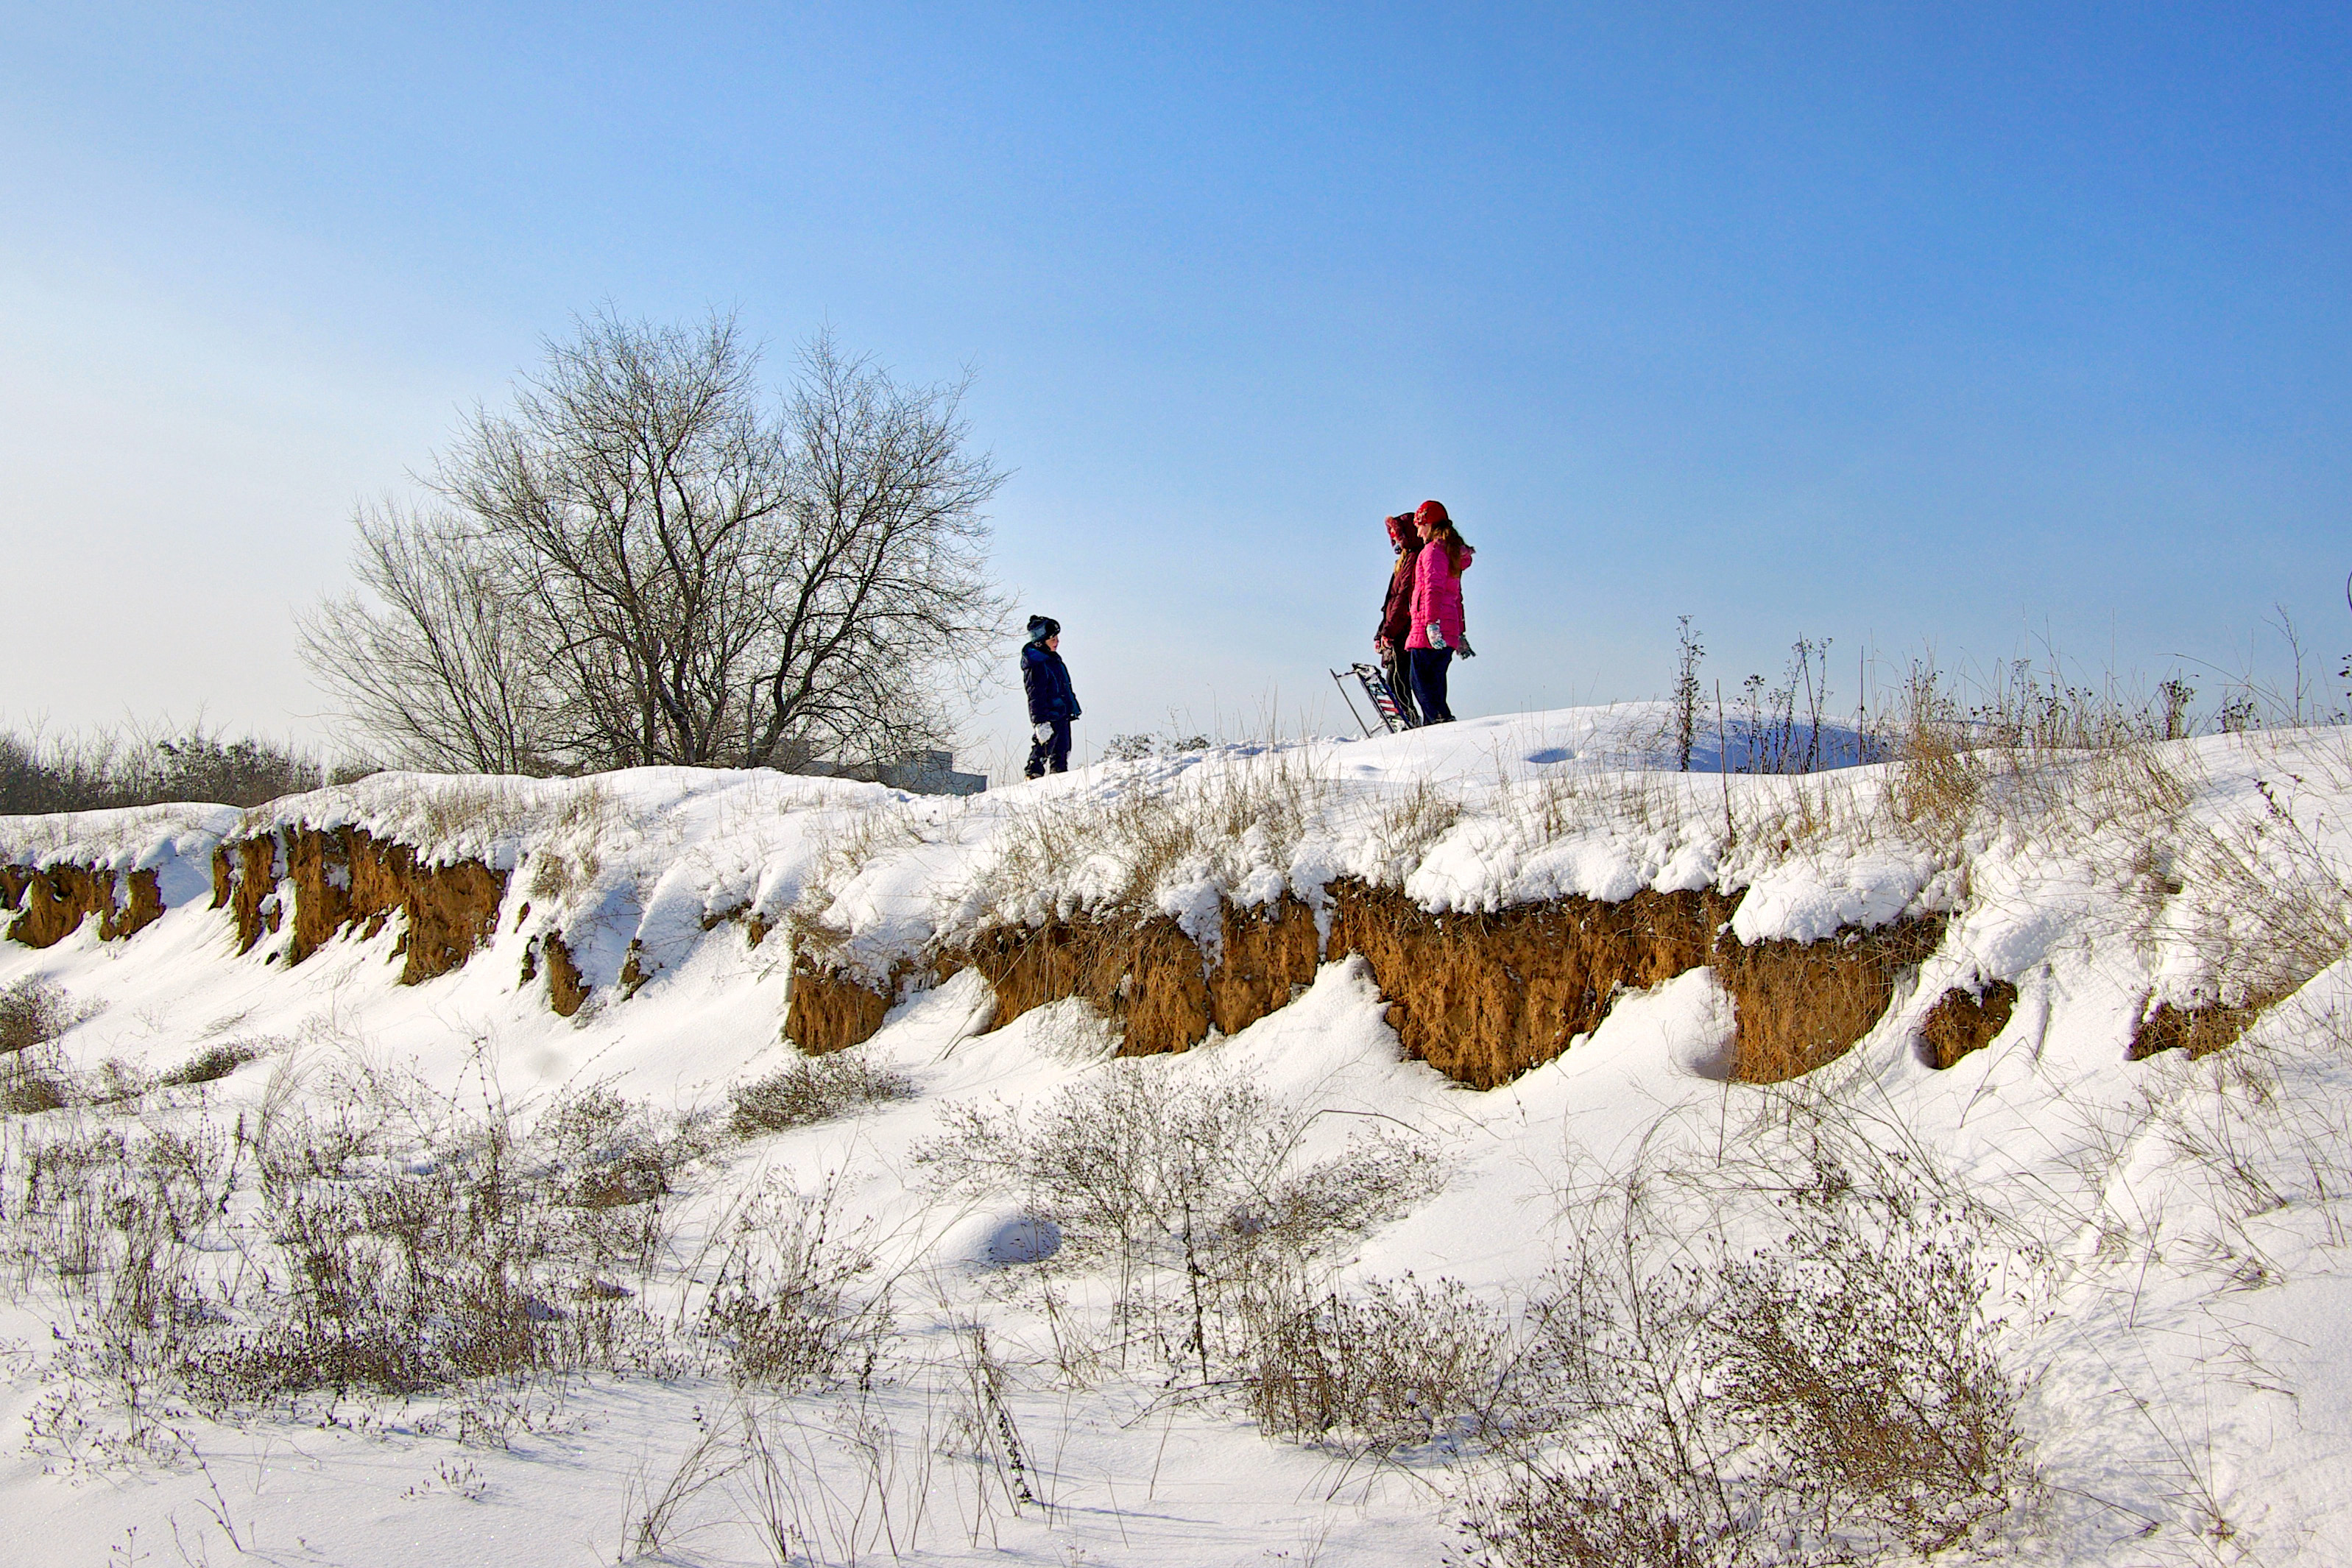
[0,1054,780,1463]
[729,1052,917,1137]
[1469,1102,2045,1567]
[970,746,1336,924]
[915,1061,1436,1379]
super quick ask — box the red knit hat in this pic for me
[1414,499,1449,527]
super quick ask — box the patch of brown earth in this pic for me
[1920,978,2020,1069]
[968,916,1215,1056]
[528,932,589,1017]
[215,827,507,985]
[1715,918,1947,1083]
[1326,880,1740,1090]
[2128,997,2267,1062]
[1209,898,1323,1036]
[779,883,1946,1090]
[1,864,168,948]
[213,840,284,949]
[783,958,911,1054]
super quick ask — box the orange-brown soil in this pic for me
[1919,978,2021,1069]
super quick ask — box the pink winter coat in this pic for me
[1405,539,1473,650]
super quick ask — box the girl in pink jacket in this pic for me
[1404,500,1473,724]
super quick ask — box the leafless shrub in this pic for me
[915,1062,1438,1380]
[0,975,82,1056]
[1712,1198,2032,1553]
[1468,1118,2041,1567]
[700,1176,890,1390]
[0,1062,70,1116]
[729,1053,916,1137]
[542,1080,716,1209]
[157,1041,266,1088]
[0,1059,713,1452]
[0,720,325,813]
[1239,1273,1515,1455]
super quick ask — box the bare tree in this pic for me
[302,311,1008,774]
[301,501,553,773]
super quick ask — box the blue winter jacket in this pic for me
[1022,643,1080,724]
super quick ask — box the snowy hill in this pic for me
[0,707,2348,1565]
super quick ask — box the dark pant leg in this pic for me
[1382,647,1422,726]
[1024,727,1051,777]
[1410,649,1454,724]
[1047,718,1072,773]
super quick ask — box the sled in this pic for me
[1331,663,1412,736]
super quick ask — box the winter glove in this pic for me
[1032,722,1053,744]
[1427,625,1447,651]
[1455,638,1476,658]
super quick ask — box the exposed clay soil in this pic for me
[212,828,506,986]
[1921,978,2021,1069]
[13,830,1952,1084]
[1327,881,1738,1089]
[785,878,1948,1091]
[0,864,165,948]
[1713,918,1946,1082]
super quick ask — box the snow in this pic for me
[0,708,2348,1564]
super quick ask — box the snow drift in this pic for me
[0,706,2346,1566]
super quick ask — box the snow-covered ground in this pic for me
[1,707,2348,1565]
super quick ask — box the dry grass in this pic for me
[1238,1272,1516,1455]
[700,1174,891,1389]
[523,780,612,902]
[0,1057,826,1464]
[914,1060,1438,1377]
[1468,1109,2041,1567]
[1360,777,1464,882]
[0,975,82,1056]
[729,1052,917,1137]
[972,745,1336,922]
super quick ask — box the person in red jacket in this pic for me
[1374,511,1424,727]
[1403,500,1474,724]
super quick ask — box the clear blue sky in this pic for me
[4,4,2348,769]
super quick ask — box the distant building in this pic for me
[797,749,987,796]
[877,750,988,797]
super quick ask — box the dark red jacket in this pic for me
[1377,513,1423,649]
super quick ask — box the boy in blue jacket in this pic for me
[1021,615,1080,777]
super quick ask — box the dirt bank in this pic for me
[785,877,1952,1090]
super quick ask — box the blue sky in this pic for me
[4,4,2348,769]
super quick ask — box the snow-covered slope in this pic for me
[0,709,2346,1565]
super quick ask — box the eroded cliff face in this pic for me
[207,826,509,985]
[0,816,2284,1092]
[0,863,165,948]
[783,879,1954,1090]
